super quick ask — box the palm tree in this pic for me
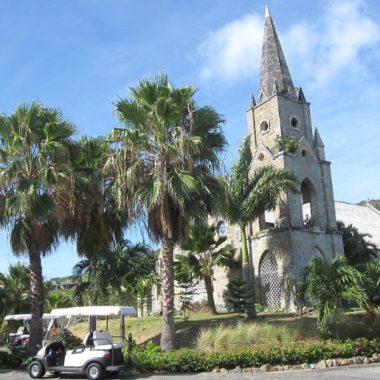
[6,263,30,314]
[61,136,129,261]
[306,256,371,336]
[221,136,299,319]
[337,221,377,267]
[175,223,234,314]
[0,103,76,353]
[73,239,155,305]
[106,74,226,350]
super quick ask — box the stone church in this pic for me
[149,7,380,314]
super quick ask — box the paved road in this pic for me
[1,364,380,380]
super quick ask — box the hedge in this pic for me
[125,338,380,372]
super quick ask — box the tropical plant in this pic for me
[73,239,155,305]
[3,263,30,315]
[176,223,235,314]
[360,259,380,305]
[305,256,372,337]
[221,136,299,319]
[105,74,226,350]
[337,221,377,267]
[45,289,75,311]
[61,136,129,261]
[274,135,299,153]
[0,103,77,353]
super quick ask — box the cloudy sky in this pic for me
[1,0,379,277]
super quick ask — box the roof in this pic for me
[258,6,296,103]
[5,313,51,321]
[50,305,137,317]
[335,201,380,249]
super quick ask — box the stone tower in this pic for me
[247,7,344,310]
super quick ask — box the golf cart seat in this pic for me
[83,330,94,347]
[93,330,113,346]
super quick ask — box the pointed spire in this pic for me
[258,6,296,103]
[250,93,256,107]
[313,128,324,147]
[297,87,307,102]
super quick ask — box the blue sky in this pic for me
[1,0,380,278]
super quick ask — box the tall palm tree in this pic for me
[176,223,234,314]
[306,256,371,336]
[221,136,299,319]
[0,103,76,353]
[105,74,226,350]
[61,136,129,261]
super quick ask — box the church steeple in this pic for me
[258,6,296,103]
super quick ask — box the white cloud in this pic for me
[197,0,380,88]
[197,14,263,81]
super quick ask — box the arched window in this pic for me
[259,251,281,308]
[301,179,317,227]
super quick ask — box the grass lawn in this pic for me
[67,310,380,349]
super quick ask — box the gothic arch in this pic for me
[259,251,281,308]
[300,178,318,226]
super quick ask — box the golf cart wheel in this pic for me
[86,362,104,380]
[28,360,46,378]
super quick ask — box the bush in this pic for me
[0,346,31,367]
[125,338,380,372]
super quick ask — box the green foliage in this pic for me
[125,338,380,372]
[73,239,156,305]
[305,256,372,334]
[0,346,31,367]
[224,278,246,312]
[338,221,377,266]
[176,223,235,314]
[274,135,299,153]
[197,321,300,351]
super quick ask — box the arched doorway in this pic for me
[259,251,281,308]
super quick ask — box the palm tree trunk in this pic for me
[160,236,175,351]
[241,226,256,319]
[204,275,218,314]
[28,251,44,355]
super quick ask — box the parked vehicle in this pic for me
[28,305,137,380]
[4,314,51,347]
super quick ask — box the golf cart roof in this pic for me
[50,305,137,317]
[4,313,51,321]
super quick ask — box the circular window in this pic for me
[217,222,227,236]
[290,116,299,128]
[260,120,270,134]
[301,149,307,157]
[258,153,264,161]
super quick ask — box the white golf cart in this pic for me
[28,305,137,380]
[4,313,51,347]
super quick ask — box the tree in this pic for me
[0,103,76,353]
[338,221,377,267]
[305,256,371,336]
[176,223,234,314]
[106,74,226,350]
[4,263,30,314]
[221,136,299,319]
[73,239,156,305]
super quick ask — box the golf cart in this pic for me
[28,305,137,380]
[4,313,51,347]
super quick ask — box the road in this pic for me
[1,364,380,380]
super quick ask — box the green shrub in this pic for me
[0,346,31,367]
[125,338,380,372]
[275,135,299,153]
